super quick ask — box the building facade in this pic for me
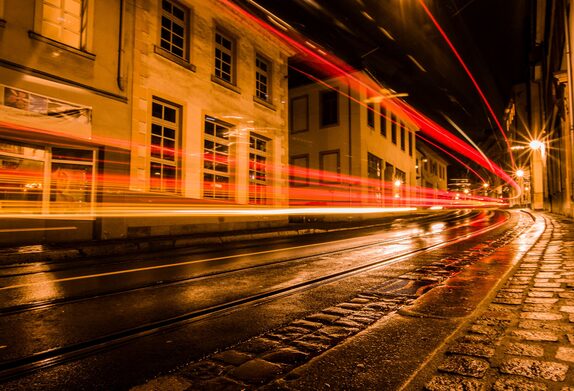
[0,0,132,244]
[416,141,448,206]
[288,71,418,207]
[0,0,294,245]
[526,0,573,215]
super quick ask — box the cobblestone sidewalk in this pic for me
[423,213,574,390]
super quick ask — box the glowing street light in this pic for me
[482,183,489,188]
[394,180,402,187]
[529,140,543,150]
[515,169,525,178]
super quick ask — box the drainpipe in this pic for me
[348,78,353,206]
[117,0,125,91]
[564,0,574,204]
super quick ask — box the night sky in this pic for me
[234,0,531,173]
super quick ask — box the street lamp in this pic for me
[529,140,543,150]
[515,169,525,178]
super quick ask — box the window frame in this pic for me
[214,27,237,86]
[156,0,192,65]
[254,53,272,103]
[319,149,340,184]
[290,154,310,187]
[203,115,232,200]
[391,114,397,144]
[380,104,387,137]
[34,0,93,52]
[290,95,309,134]
[400,124,406,151]
[319,89,339,128]
[248,132,269,205]
[149,97,181,194]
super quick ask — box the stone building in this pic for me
[0,0,132,244]
[288,70,418,207]
[524,0,573,215]
[415,141,448,206]
[0,0,294,244]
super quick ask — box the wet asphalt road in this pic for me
[0,209,524,390]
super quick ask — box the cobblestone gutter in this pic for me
[131,212,536,391]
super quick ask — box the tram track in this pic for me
[0,210,478,316]
[0,209,518,382]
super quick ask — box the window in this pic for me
[391,114,397,144]
[290,95,308,133]
[367,153,382,203]
[408,132,413,156]
[400,124,406,151]
[40,0,87,49]
[380,104,387,137]
[249,133,268,204]
[320,90,338,127]
[290,154,309,187]
[367,102,375,128]
[215,30,235,84]
[159,0,188,59]
[204,116,231,200]
[150,98,180,193]
[320,150,340,183]
[255,54,271,102]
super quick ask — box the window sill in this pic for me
[28,31,95,61]
[211,75,241,94]
[253,96,276,111]
[154,45,196,72]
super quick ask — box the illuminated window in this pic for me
[320,90,338,127]
[255,54,271,102]
[203,116,231,200]
[368,153,382,203]
[214,30,235,84]
[319,150,340,183]
[150,98,180,193]
[159,0,188,60]
[380,104,387,137]
[40,0,86,49]
[249,133,268,204]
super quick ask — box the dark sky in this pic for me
[234,0,531,170]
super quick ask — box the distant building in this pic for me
[416,141,448,205]
[288,70,417,207]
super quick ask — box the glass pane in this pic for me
[164,128,175,140]
[51,163,92,204]
[164,107,176,123]
[0,156,44,203]
[151,124,162,136]
[152,102,163,118]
